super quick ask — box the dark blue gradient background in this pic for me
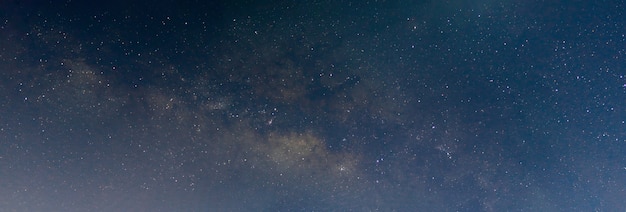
[1,0,625,211]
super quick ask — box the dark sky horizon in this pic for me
[1,0,625,211]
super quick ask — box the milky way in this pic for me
[1,1,625,211]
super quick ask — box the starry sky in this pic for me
[1,0,625,211]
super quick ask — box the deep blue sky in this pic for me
[1,0,625,211]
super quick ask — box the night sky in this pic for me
[1,0,625,211]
